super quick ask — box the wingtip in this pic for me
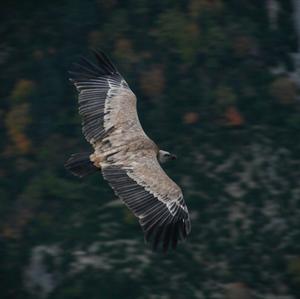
[91,48,104,57]
[91,48,108,59]
[91,48,118,74]
[68,49,119,81]
[146,217,190,253]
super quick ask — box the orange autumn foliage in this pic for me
[224,106,245,126]
[5,103,32,155]
[11,79,35,102]
[114,38,137,64]
[140,65,165,98]
[183,112,200,124]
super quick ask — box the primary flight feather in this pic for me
[65,50,191,251]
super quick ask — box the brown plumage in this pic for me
[65,50,191,251]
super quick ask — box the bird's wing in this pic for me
[102,150,191,252]
[69,50,191,250]
[69,50,148,145]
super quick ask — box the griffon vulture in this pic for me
[65,50,191,251]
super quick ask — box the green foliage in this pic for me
[0,1,300,299]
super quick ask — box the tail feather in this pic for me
[65,152,98,178]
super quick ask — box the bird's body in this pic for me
[65,50,191,251]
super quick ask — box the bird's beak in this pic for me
[171,154,177,160]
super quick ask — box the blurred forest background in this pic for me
[1,0,300,298]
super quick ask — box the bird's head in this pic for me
[158,150,177,164]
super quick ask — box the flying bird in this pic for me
[65,50,191,251]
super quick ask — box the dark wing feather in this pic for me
[102,165,191,252]
[69,50,130,144]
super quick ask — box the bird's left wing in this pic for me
[69,50,149,147]
[102,150,191,252]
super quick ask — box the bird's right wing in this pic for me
[69,50,148,146]
[102,150,191,252]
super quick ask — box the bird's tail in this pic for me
[65,152,98,178]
